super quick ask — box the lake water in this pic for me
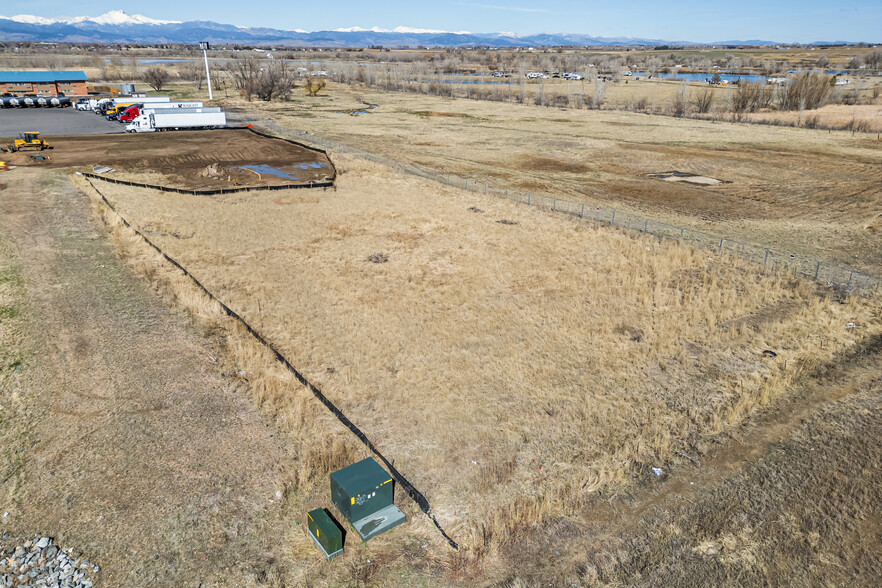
[628,72,767,83]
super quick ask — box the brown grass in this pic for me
[229,84,882,275]
[744,103,882,132]
[74,151,881,579]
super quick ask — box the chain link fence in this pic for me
[241,116,881,294]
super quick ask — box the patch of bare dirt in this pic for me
[4,129,334,190]
[518,155,592,174]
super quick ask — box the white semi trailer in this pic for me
[149,101,204,109]
[125,109,227,132]
[113,96,170,106]
[142,106,220,115]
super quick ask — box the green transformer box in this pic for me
[330,457,407,541]
[307,508,344,560]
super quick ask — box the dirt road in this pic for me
[0,168,291,586]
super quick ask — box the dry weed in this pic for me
[74,153,882,567]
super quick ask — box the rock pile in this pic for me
[0,534,99,588]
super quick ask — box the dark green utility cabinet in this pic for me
[330,457,407,542]
[307,508,344,560]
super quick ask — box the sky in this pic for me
[13,0,882,43]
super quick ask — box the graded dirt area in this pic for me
[0,168,292,585]
[4,128,335,190]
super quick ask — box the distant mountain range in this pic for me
[0,10,847,48]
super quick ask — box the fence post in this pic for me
[528,193,532,205]
[611,210,615,225]
[505,189,508,199]
[581,204,585,219]
[847,270,854,290]
[763,249,770,267]
[553,199,557,211]
[814,261,821,281]
[719,238,724,253]
[643,219,648,233]
[680,227,685,239]
[484,183,487,194]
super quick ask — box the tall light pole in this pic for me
[200,41,213,101]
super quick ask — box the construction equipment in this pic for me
[9,132,52,153]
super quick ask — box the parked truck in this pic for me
[101,95,169,116]
[104,102,137,119]
[125,109,226,132]
[117,102,205,123]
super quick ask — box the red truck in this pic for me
[118,101,205,122]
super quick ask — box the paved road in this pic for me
[0,108,124,139]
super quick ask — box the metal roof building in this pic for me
[0,70,88,96]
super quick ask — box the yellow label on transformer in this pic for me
[316,529,319,538]
[381,478,393,486]
[308,513,313,521]
[351,497,355,505]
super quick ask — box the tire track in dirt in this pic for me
[0,168,292,586]
[498,330,882,584]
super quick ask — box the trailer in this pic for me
[151,101,204,109]
[118,102,206,123]
[113,96,169,106]
[125,110,226,133]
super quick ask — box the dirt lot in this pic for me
[242,85,882,275]
[4,129,334,190]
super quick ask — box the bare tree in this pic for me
[228,56,260,101]
[184,61,204,91]
[143,67,170,92]
[228,56,295,102]
[693,87,714,113]
[253,61,297,102]
[591,79,606,110]
[671,82,689,117]
[534,78,546,106]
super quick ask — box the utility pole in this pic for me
[200,41,213,101]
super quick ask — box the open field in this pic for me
[2,45,882,583]
[2,128,335,190]
[223,85,882,275]
[78,150,882,582]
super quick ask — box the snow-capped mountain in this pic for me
[333,26,472,35]
[0,11,781,47]
[2,10,180,26]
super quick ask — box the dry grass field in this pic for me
[75,152,882,583]
[224,84,882,276]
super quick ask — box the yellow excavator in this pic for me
[9,132,52,153]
